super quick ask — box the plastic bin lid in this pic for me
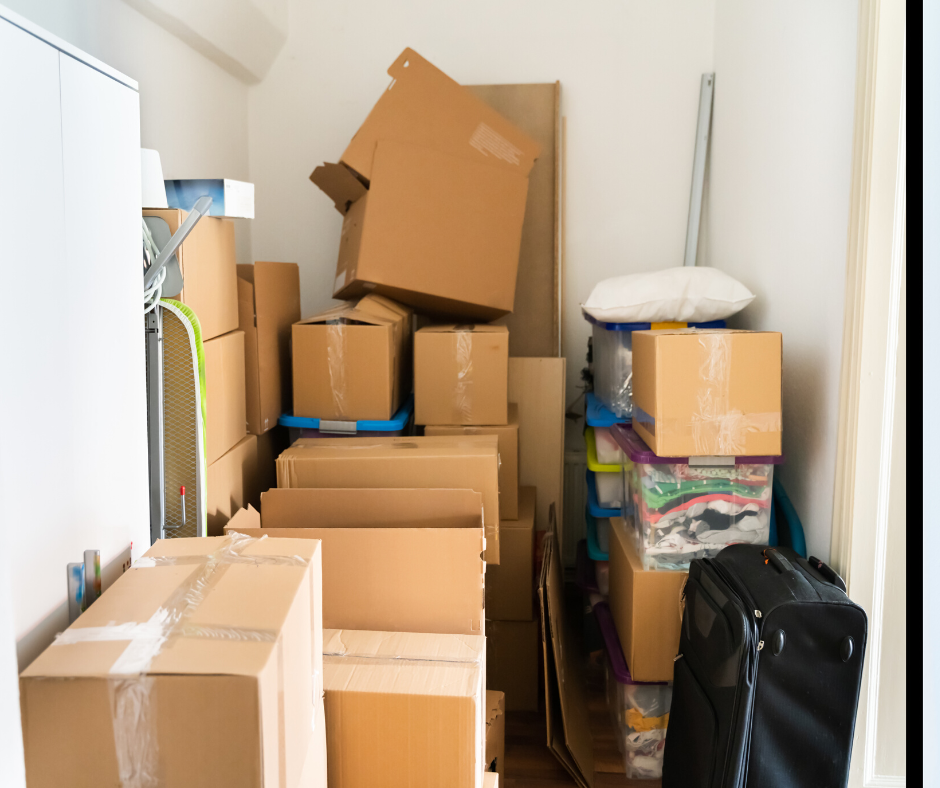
[582,312,727,332]
[586,470,623,518]
[279,393,414,431]
[585,510,609,561]
[609,422,785,465]
[574,540,599,594]
[585,392,629,428]
[594,600,668,685]
[584,426,631,473]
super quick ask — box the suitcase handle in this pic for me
[807,555,847,593]
[762,548,795,575]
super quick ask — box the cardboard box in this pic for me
[425,404,519,518]
[237,262,301,435]
[256,425,290,498]
[277,435,502,563]
[608,516,687,682]
[207,433,258,535]
[486,619,539,712]
[224,487,486,636]
[204,329,248,464]
[143,209,238,340]
[485,690,506,784]
[20,534,322,788]
[310,48,541,321]
[292,294,412,421]
[299,704,327,788]
[631,328,783,457]
[484,775,498,788]
[484,486,535,620]
[415,325,509,426]
[323,629,486,788]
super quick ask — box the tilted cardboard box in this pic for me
[207,433,258,536]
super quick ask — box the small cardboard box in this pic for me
[486,619,539,711]
[143,209,238,341]
[415,325,509,426]
[237,262,301,435]
[20,534,322,788]
[207,433,258,535]
[485,690,506,783]
[631,328,783,458]
[310,49,541,321]
[608,516,687,682]
[484,487,535,621]
[204,329,247,464]
[323,629,486,788]
[292,294,412,421]
[224,487,486,636]
[425,404,519,518]
[277,435,501,564]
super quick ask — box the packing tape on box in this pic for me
[326,321,349,418]
[52,532,311,788]
[454,329,474,423]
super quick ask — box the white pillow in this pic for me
[581,267,755,324]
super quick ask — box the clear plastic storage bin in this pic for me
[585,427,629,510]
[611,424,783,571]
[595,600,672,779]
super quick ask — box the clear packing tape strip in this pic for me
[454,329,474,423]
[51,532,313,788]
[326,320,349,419]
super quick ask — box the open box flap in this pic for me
[309,161,367,214]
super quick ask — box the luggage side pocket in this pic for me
[662,656,718,788]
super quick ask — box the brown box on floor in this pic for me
[207,434,258,535]
[310,48,540,321]
[143,209,238,340]
[608,516,687,682]
[631,328,783,457]
[486,690,506,784]
[292,294,412,421]
[484,487,535,620]
[204,329,247,465]
[323,629,486,788]
[237,262,301,435]
[486,619,539,711]
[20,534,322,788]
[415,325,509,426]
[425,404,519,518]
[276,435,501,563]
[224,487,486,636]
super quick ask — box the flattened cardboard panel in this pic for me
[469,83,559,358]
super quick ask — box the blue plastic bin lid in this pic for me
[585,391,629,428]
[279,394,414,432]
[586,470,622,519]
[585,510,609,561]
[583,312,727,331]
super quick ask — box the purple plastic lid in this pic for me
[610,422,785,465]
[574,541,599,594]
[593,601,667,685]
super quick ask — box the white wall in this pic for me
[702,0,858,560]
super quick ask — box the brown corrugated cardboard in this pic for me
[20,534,322,788]
[204,329,247,465]
[310,49,541,321]
[608,516,687,682]
[415,325,509,426]
[485,690,506,784]
[144,209,238,340]
[537,517,594,788]
[508,358,566,533]
[224,488,486,636]
[292,294,412,421]
[486,619,539,712]
[255,425,290,499]
[631,328,783,457]
[237,262,301,435]
[323,629,486,788]
[276,435,501,564]
[485,487,535,620]
[207,434,258,535]
[484,774,498,788]
[425,404,519,518]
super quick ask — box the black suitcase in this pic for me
[662,545,867,788]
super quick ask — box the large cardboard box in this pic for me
[415,325,509,426]
[608,516,687,682]
[277,435,502,563]
[204,329,248,464]
[486,619,539,712]
[237,262,301,435]
[20,534,322,788]
[207,433,258,535]
[484,486,535,620]
[310,49,540,321]
[631,328,783,458]
[424,404,519,518]
[143,209,238,340]
[224,487,486,636]
[292,294,413,421]
[323,629,486,788]
[485,690,506,784]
